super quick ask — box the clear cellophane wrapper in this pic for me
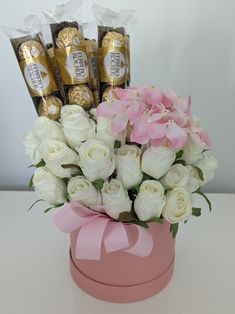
[43,0,95,110]
[92,4,135,101]
[3,15,64,121]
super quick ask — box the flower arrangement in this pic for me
[24,85,218,238]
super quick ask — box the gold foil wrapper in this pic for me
[86,39,99,90]
[19,54,58,97]
[102,87,119,102]
[92,89,100,106]
[18,40,45,61]
[99,45,127,86]
[124,35,130,84]
[86,39,97,54]
[55,46,89,85]
[38,96,62,120]
[47,47,55,59]
[99,31,127,86]
[68,84,93,108]
[56,27,85,48]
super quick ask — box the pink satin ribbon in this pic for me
[54,202,153,260]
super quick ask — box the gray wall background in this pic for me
[0,0,234,192]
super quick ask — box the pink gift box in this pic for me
[69,221,175,303]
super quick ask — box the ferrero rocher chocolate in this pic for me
[102,31,125,48]
[124,35,130,85]
[85,38,97,54]
[10,34,63,116]
[38,96,63,120]
[56,27,85,48]
[102,87,119,102]
[18,40,45,61]
[50,22,91,104]
[85,39,99,106]
[47,46,55,59]
[86,40,99,86]
[68,84,93,108]
[98,26,128,101]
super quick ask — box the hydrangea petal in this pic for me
[111,114,129,133]
[166,123,187,148]
[149,123,166,139]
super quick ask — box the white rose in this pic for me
[182,134,206,164]
[160,164,190,189]
[40,139,79,178]
[141,146,176,179]
[96,116,126,148]
[32,116,65,143]
[101,179,132,219]
[186,165,201,192]
[78,139,115,181]
[162,188,192,223]
[67,176,101,207]
[33,167,66,206]
[60,105,95,149]
[22,131,41,164]
[194,153,218,184]
[134,180,166,221]
[116,144,143,188]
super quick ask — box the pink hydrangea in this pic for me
[96,86,211,149]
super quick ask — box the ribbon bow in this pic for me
[54,202,153,260]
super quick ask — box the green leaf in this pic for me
[128,184,140,192]
[194,166,204,181]
[131,220,149,228]
[118,211,149,229]
[61,164,80,170]
[114,140,122,149]
[142,173,152,181]
[174,159,186,165]
[193,188,212,211]
[44,203,64,213]
[147,217,164,224]
[202,149,209,153]
[27,199,44,211]
[170,223,179,238]
[28,160,46,168]
[118,211,138,222]
[192,207,201,217]
[28,174,34,188]
[176,150,183,159]
[64,191,70,202]
[93,179,104,190]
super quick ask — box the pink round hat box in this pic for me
[69,221,175,303]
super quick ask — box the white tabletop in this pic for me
[0,191,235,314]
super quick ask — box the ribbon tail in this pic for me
[76,216,109,260]
[124,225,153,257]
[104,221,129,253]
[54,202,100,233]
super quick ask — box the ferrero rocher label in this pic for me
[99,46,127,85]
[55,46,89,85]
[19,54,58,97]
